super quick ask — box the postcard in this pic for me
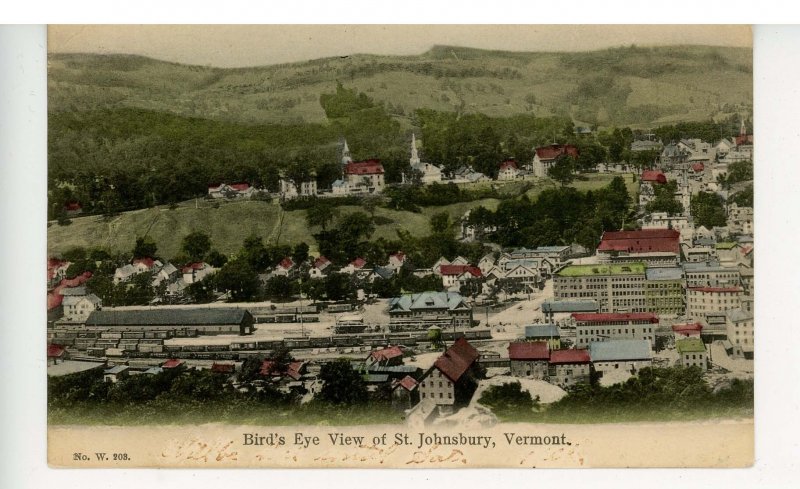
[44,24,754,468]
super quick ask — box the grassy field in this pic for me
[48,45,752,129]
[47,174,634,258]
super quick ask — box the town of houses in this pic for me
[47,121,754,422]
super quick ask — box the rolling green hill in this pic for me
[49,44,752,128]
[47,173,638,258]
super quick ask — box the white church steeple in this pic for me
[410,133,420,165]
[341,138,353,166]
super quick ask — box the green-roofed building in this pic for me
[554,262,647,313]
[676,338,708,370]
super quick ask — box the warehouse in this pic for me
[84,308,255,336]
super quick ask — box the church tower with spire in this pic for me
[341,138,353,167]
[410,133,420,165]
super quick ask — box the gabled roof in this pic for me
[345,160,385,175]
[349,257,367,269]
[433,338,480,383]
[278,257,294,269]
[314,256,331,269]
[535,144,579,161]
[229,182,251,191]
[211,363,235,374]
[439,264,482,277]
[508,341,549,361]
[371,266,395,280]
[369,346,404,363]
[260,360,305,380]
[47,344,66,358]
[641,170,667,183]
[499,160,518,171]
[691,162,705,172]
[133,257,157,269]
[105,365,128,374]
[181,262,208,273]
[388,291,469,313]
[549,349,590,365]
[394,375,418,392]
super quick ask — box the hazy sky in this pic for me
[49,25,752,68]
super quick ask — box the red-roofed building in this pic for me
[310,256,332,278]
[133,257,156,269]
[181,262,216,284]
[438,264,482,289]
[532,144,579,178]
[47,343,67,365]
[344,160,385,194]
[391,375,420,410]
[691,162,705,173]
[686,286,742,322]
[597,229,681,257]
[341,257,367,275]
[420,338,480,414]
[641,170,667,184]
[497,160,519,181]
[388,252,406,270]
[274,257,295,277]
[161,359,185,370]
[572,312,658,348]
[548,349,591,387]
[509,341,550,379]
[47,258,71,288]
[259,360,306,381]
[672,322,703,337]
[208,182,255,199]
[368,346,405,366]
[64,201,83,215]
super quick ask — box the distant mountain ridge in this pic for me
[48,44,752,128]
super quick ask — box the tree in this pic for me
[186,277,216,304]
[429,211,451,235]
[132,236,157,259]
[292,242,310,265]
[215,259,261,302]
[478,382,539,419]
[305,199,340,231]
[547,155,575,187]
[264,276,298,302]
[324,273,356,301]
[691,192,727,228]
[206,250,228,268]
[240,235,271,272]
[427,327,443,350]
[181,231,212,263]
[318,358,368,405]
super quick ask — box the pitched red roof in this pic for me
[181,262,206,273]
[735,135,753,146]
[58,271,93,288]
[161,359,184,369]
[369,346,404,363]
[396,375,418,392]
[133,257,156,269]
[47,291,63,310]
[508,341,549,361]
[433,338,479,383]
[350,257,366,268]
[597,228,680,254]
[314,256,331,268]
[47,344,66,358]
[229,182,251,191]
[390,252,405,261]
[279,257,294,269]
[689,287,742,293]
[535,144,579,161]
[64,201,82,211]
[260,360,305,380]
[439,264,482,277]
[549,349,590,365]
[572,312,659,324]
[345,160,384,175]
[641,170,667,184]
[691,162,705,173]
[499,160,518,171]
[47,258,70,281]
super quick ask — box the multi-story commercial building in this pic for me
[508,342,549,379]
[596,229,681,267]
[644,267,685,315]
[682,261,741,288]
[418,338,480,415]
[547,349,591,387]
[686,286,742,323]
[572,312,658,348]
[554,263,647,313]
